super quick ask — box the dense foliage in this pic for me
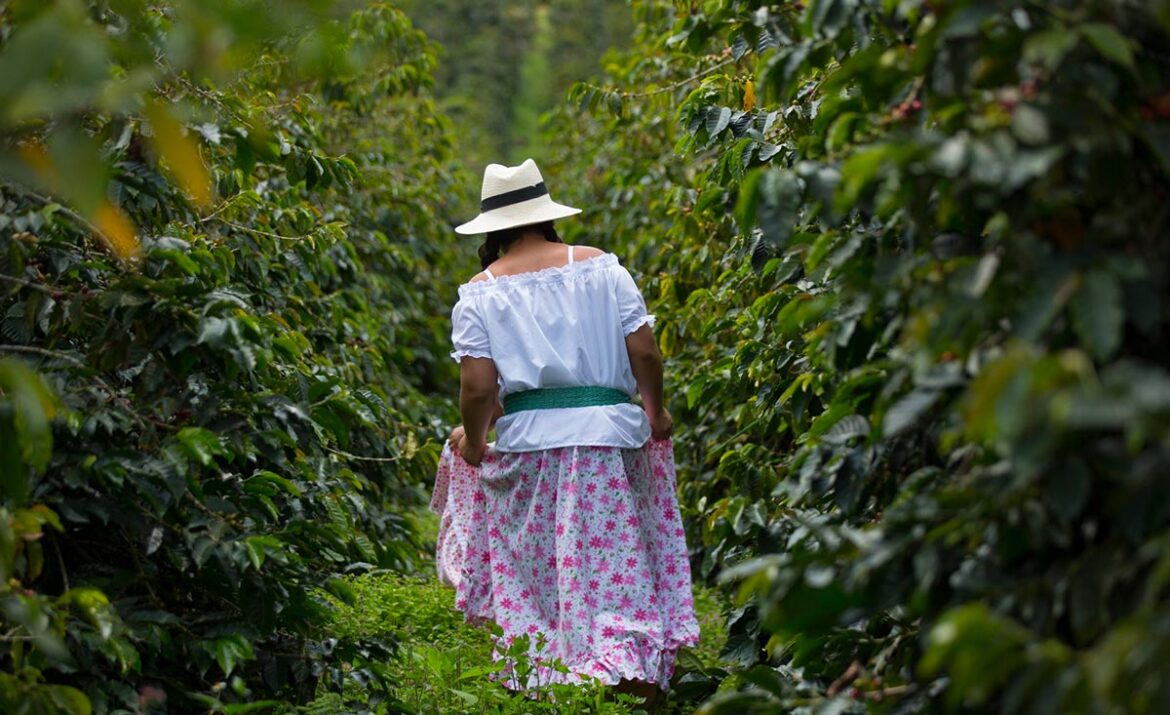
[0,1,467,711]
[546,0,1170,711]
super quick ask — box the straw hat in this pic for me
[454,158,581,235]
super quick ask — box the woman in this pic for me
[442,159,699,703]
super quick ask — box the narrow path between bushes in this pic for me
[304,508,731,714]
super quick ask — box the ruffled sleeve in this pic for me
[450,296,492,362]
[614,263,656,336]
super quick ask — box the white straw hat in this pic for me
[454,158,581,235]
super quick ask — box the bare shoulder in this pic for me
[570,245,607,260]
[468,271,490,284]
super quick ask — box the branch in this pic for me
[166,72,251,127]
[208,217,315,242]
[0,273,58,296]
[631,56,739,98]
[198,194,249,224]
[324,446,403,463]
[51,533,70,593]
[0,344,89,369]
[0,343,124,414]
[579,56,739,102]
[1,184,126,260]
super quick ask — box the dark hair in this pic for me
[478,221,562,270]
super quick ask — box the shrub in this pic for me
[0,2,466,710]
[547,0,1170,711]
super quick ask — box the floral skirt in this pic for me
[429,439,700,690]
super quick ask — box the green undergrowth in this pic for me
[301,510,732,714]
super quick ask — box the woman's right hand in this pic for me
[648,407,673,440]
[457,433,488,466]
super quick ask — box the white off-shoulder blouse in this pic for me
[449,248,655,452]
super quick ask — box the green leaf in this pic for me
[1071,271,1123,361]
[751,169,803,253]
[706,106,731,138]
[191,535,217,568]
[45,685,92,715]
[207,633,255,678]
[448,689,478,706]
[1014,267,1077,342]
[1012,105,1050,146]
[883,390,940,437]
[962,349,1034,443]
[822,414,870,445]
[943,3,998,38]
[808,401,852,440]
[1023,27,1078,70]
[921,604,1037,708]
[62,587,116,640]
[686,378,707,409]
[1004,147,1064,190]
[1080,23,1135,69]
[324,577,358,605]
[243,536,271,570]
[737,664,789,696]
[176,427,227,466]
[767,41,812,101]
[837,143,898,210]
[196,316,232,346]
[805,0,853,39]
[244,470,303,497]
[794,161,840,212]
[0,359,57,498]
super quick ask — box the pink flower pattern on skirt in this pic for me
[430,438,700,690]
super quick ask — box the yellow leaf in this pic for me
[17,141,56,184]
[92,201,142,262]
[743,79,756,112]
[19,140,140,263]
[145,102,213,208]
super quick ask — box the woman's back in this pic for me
[450,244,655,452]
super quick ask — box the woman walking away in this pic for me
[442,158,699,705]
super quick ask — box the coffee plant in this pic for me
[0,1,467,711]
[547,0,1170,711]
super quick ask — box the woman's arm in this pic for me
[448,399,502,446]
[458,356,499,464]
[625,324,672,439]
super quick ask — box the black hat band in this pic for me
[480,182,549,212]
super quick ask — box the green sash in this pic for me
[503,385,631,413]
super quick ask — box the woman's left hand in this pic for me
[457,434,488,466]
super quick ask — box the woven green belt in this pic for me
[503,385,631,413]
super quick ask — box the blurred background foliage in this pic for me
[3,0,1170,713]
[397,0,633,173]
